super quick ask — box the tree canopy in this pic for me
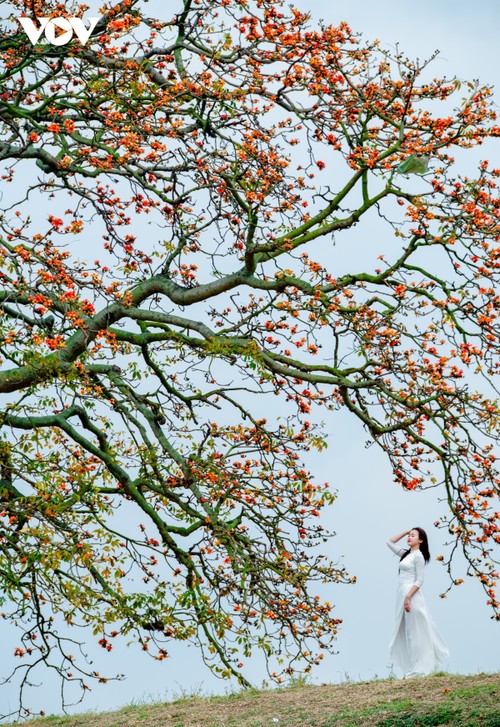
[0,0,499,718]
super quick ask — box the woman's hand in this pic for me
[389,529,411,543]
[404,585,419,610]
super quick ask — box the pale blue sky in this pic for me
[0,0,499,719]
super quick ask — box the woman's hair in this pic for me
[400,527,430,563]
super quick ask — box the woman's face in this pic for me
[407,529,423,548]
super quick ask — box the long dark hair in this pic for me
[400,527,430,563]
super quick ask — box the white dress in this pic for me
[387,540,449,677]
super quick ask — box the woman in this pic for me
[387,528,449,678]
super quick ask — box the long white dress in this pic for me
[387,540,449,677]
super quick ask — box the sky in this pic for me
[0,0,499,719]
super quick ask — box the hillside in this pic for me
[8,672,500,727]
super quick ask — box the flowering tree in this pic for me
[0,0,499,717]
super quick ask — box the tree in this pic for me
[0,0,499,717]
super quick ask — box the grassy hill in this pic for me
[9,673,500,727]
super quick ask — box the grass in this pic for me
[6,672,500,727]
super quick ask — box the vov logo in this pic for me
[18,16,99,46]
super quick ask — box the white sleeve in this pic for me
[387,540,406,558]
[414,551,425,588]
